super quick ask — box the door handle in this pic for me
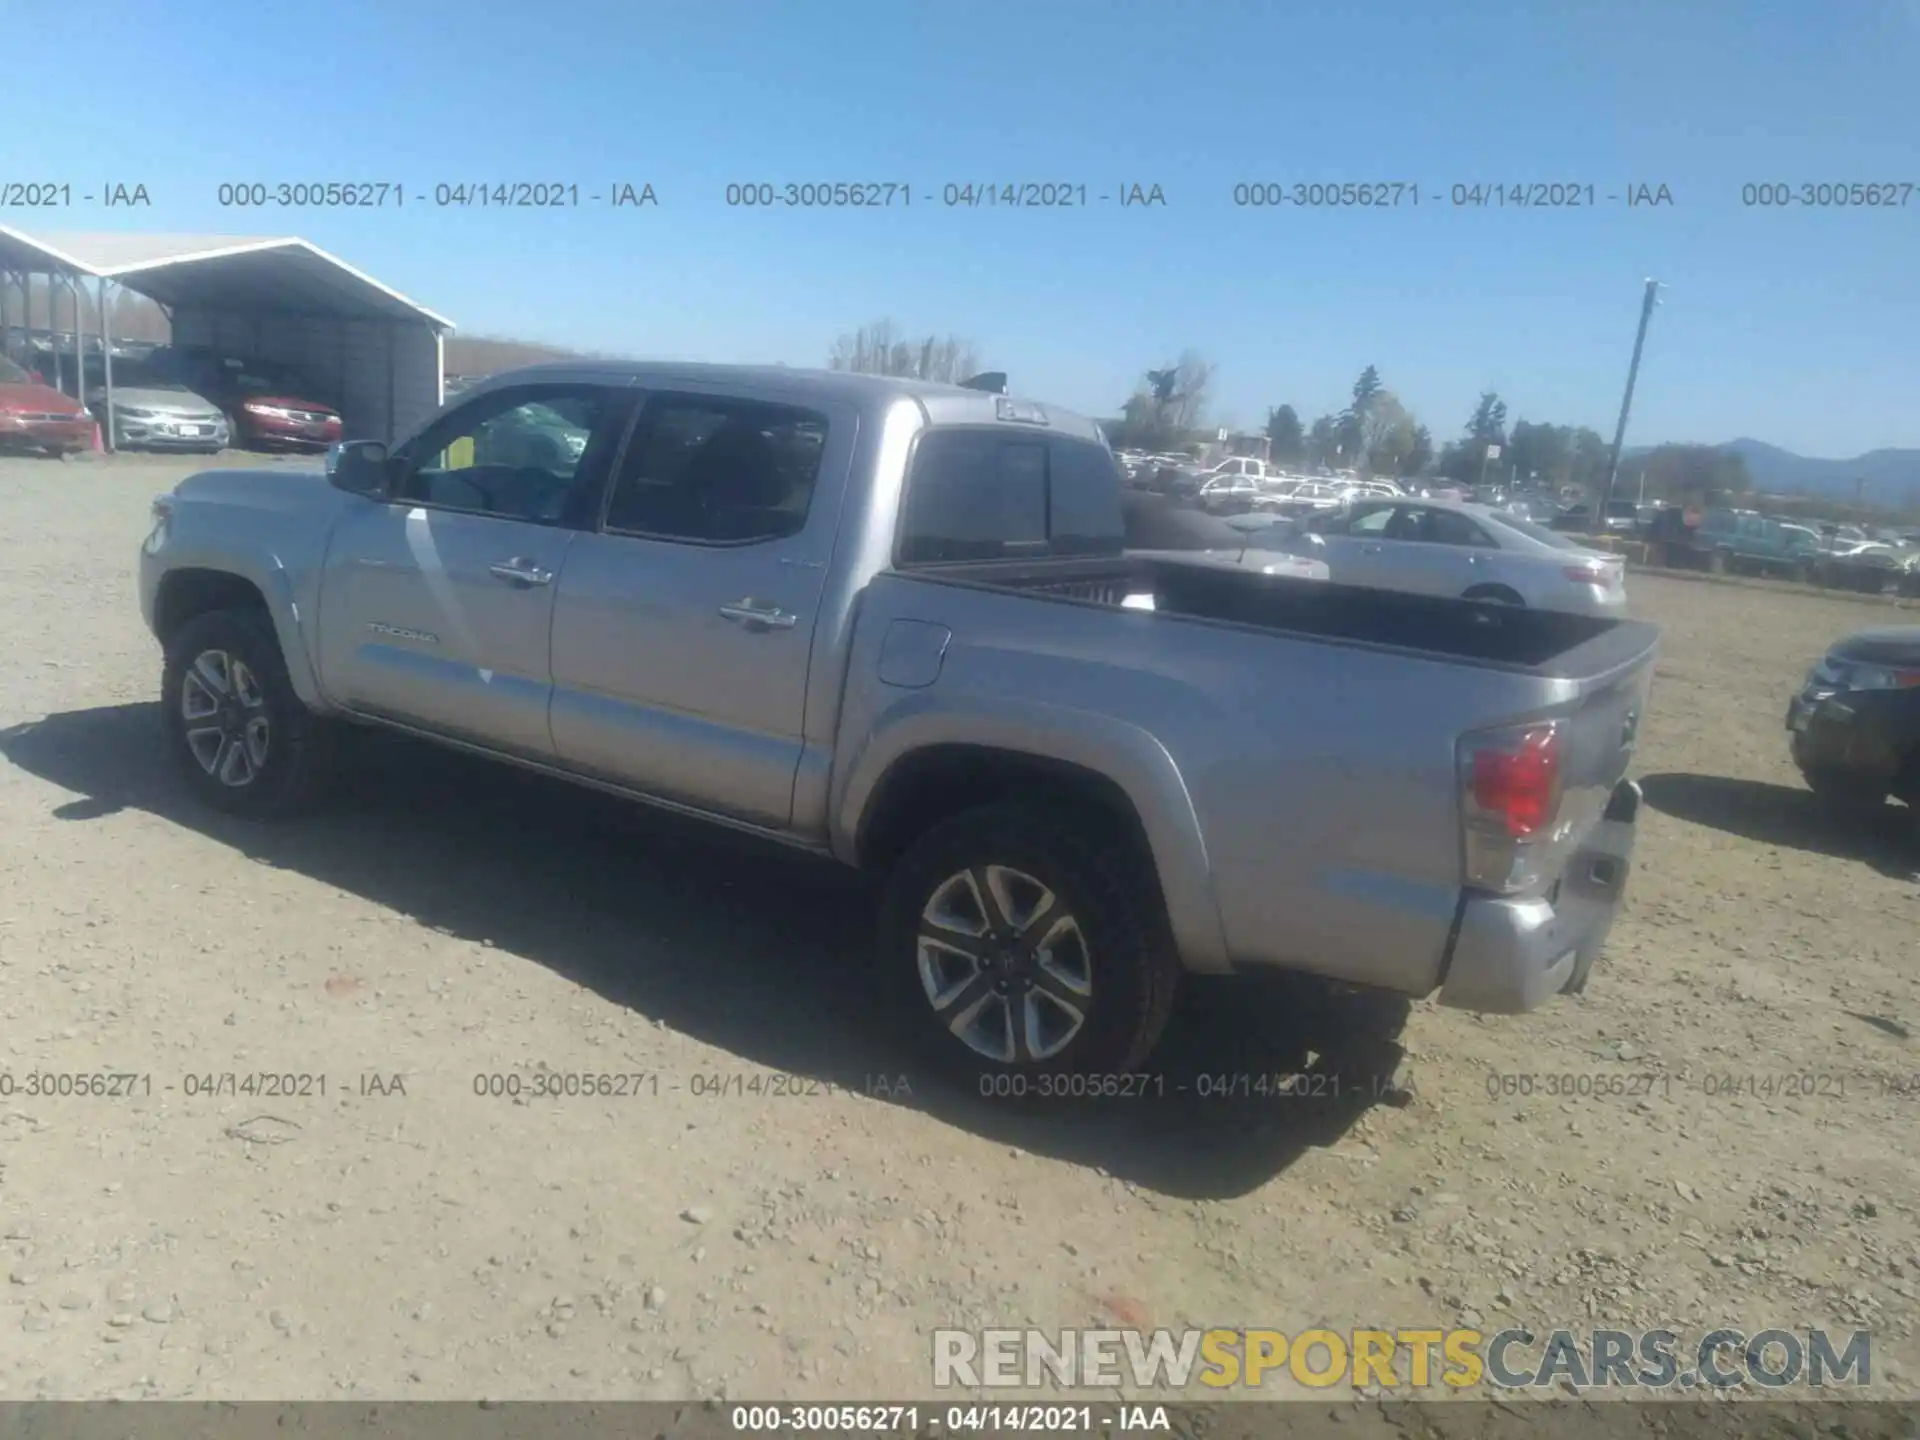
[718,601,799,630]
[488,558,553,586]
[1360,543,1383,554]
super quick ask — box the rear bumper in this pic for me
[1788,688,1911,789]
[1437,778,1640,1013]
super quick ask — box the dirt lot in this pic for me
[0,452,1916,1406]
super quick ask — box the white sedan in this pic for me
[1250,496,1629,616]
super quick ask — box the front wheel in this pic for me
[161,608,334,818]
[877,803,1181,1083]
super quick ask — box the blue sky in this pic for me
[5,0,1918,455]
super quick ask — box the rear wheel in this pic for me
[877,803,1180,1084]
[1708,548,1730,576]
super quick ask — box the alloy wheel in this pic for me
[917,865,1093,1063]
[179,648,271,788]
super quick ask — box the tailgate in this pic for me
[1539,629,1657,878]
[1455,621,1657,902]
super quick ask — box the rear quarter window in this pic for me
[898,429,1124,564]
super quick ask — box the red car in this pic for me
[0,354,94,456]
[149,347,343,452]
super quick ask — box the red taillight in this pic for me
[1469,726,1562,838]
[1564,563,1617,588]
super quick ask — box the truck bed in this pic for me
[910,554,1657,677]
[855,554,1657,997]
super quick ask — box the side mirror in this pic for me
[326,440,392,497]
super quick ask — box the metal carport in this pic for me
[0,227,454,448]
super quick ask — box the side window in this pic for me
[602,393,827,545]
[1048,439,1125,554]
[1346,504,1397,536]
[900,432,1047,563]
[1424,509,1495,546]
[1383,506,1427,541]
[399,386,611,525]
[897,431,1124,564]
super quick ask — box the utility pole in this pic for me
[1599,279,1661,515]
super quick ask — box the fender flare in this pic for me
[155,551,328,712]
[830,691,1232,974]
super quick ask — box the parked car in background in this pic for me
[1599,500,1641,537]
[1817,523,1872,553]
[1786,624,1920,815]
[0,353,94,457]
[1821,540,1920,595]
[1196,474,1262,515]
[1778,523,1823,553]
[1551,503,1593,533]
[1690,507,1822,579]
[1146,459,1205,498]
[1202,456,1279,484]
[138,361,1656,1077]
[1253,479,1350,516]
[86,361,230,454]
[1266,497,1628,616]
[147,348,342,452]
[1122,490,1331,582]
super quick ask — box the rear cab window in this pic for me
[897,428,1124,564]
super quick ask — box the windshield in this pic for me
[1604,501,1639,517]
[0,356,32,385]
[231,368,293,394]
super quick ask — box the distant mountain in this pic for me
[1706,439,1920,506]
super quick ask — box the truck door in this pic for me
[547,387,857,829]
[315,382,631,758]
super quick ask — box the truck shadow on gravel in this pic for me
[2,704,1411,1201]
[1639,772,1917,879]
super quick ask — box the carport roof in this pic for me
[0,226,454,330]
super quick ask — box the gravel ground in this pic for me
[0,452,1916,1407]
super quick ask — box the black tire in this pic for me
[160,608,334,819]
[1708,548,1730,576]
[876,802,1181,1085]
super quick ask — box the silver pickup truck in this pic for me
[138,362,1656,1081]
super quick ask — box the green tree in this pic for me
[1466,391,1508,446]
[1636,444,1752,503]
[1350,365,1384,413]
[1264,404,1304,464]
[1400,424,1434,477]
[1334,365,1386,465]
[1305,414,1341,468]
[1358,392,1417,476]
[1435,392,1511,483]
[1504,419,1568,487]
